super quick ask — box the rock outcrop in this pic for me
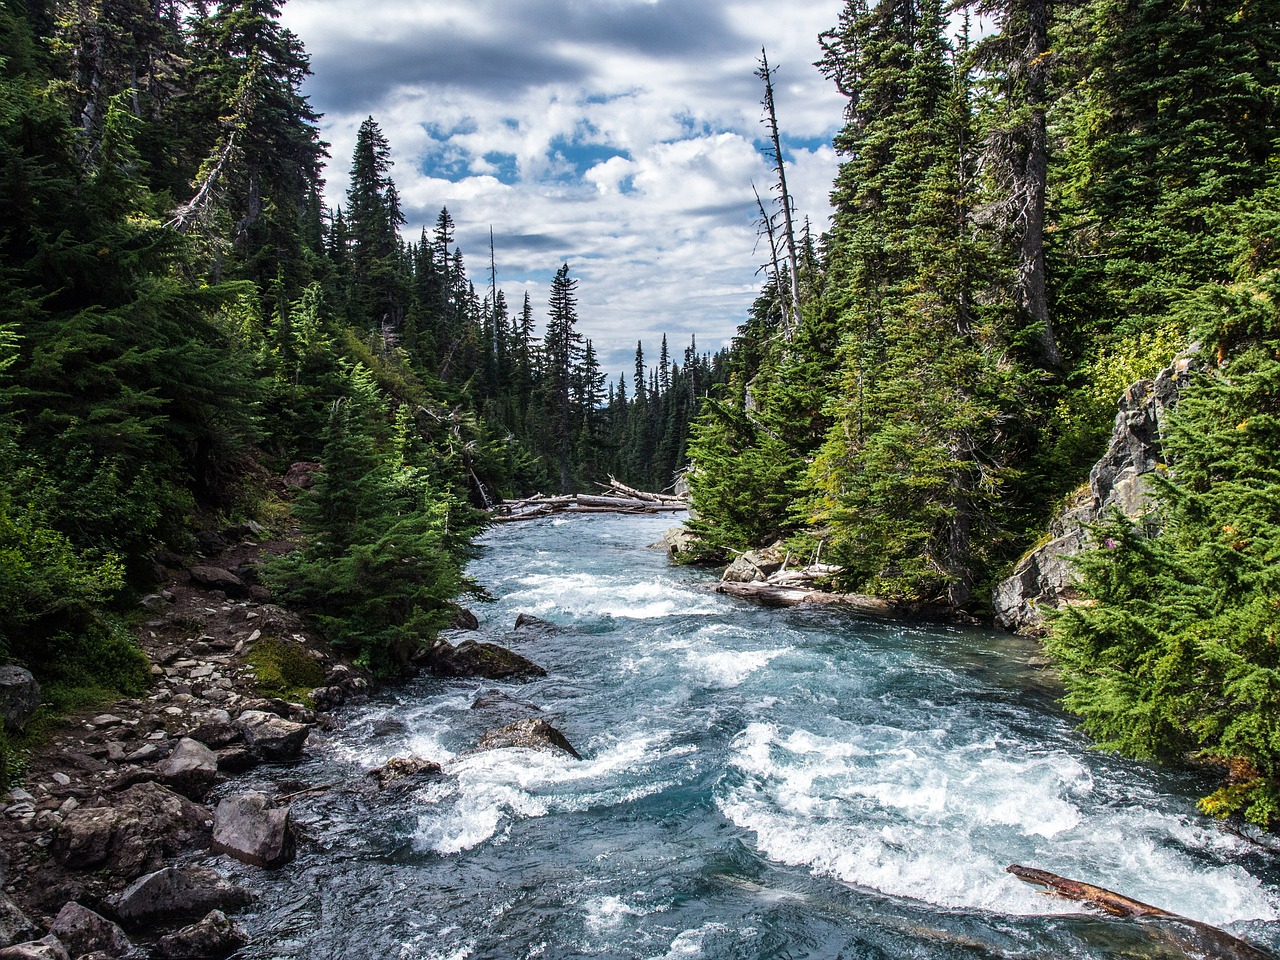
[993,354,1196,634]
[0,668,40,732]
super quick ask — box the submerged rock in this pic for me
[475,719,581,760]
[211,793,294,868]
[367,756,443,790]
[512,613,558,635]
[414,639,546,680]
[155,910,246,959]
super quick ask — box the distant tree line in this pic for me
[0,0,716,696]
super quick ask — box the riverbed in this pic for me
[224,513,1280,959]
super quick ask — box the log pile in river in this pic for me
[491,477,688,522]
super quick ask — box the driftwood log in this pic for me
[491,478,688,522]
[1008,864,1276,960]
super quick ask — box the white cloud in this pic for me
[281,0,846,375]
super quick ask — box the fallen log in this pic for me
[489,489,688,521]
[599,476,687,504]
[1007,864,1277,960]
[713,580,895,616]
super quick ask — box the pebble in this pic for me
[164,707,185,716]
[91,714,123,727]
[7,788,34,802]
[190,665,215,679]
[147,731,168,742]
[51,773,71,786]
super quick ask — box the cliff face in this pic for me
[993,354,1197,634]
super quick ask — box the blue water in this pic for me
[225,514,1280,959]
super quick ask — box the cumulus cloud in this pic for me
[282,0,846,376]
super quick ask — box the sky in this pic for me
[279,0,848,377]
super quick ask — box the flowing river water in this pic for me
[226,514,1280,959]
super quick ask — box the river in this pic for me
[225,513,1280,959]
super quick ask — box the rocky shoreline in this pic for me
[0,515,586,960]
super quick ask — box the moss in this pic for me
[246,636,326,704]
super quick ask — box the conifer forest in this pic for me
[3,0,1280,839]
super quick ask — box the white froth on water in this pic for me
[501,573,721,620]
[650,922,731,960]
[414,732,688,854]
[719,721,1280,924]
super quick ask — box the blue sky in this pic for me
[281,0,847,378]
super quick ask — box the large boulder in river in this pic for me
[106,866,250,928]
[53,782,211,880]
[0,667,40,731]
[48,902,132,959]
[235,710,310,762]
[476,718,581,760]
[722,546,786,584]
[211,792,294,868]
[155,737,219,800]
[154,910,247,959]
[414,639,546,680]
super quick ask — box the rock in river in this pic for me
[211,792,294,868]
[476,719,581,760]
[414,639,546,680]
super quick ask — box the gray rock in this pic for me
[214,747,258,773]
[154,910,246,959]
[0,936,70,960]
[414,639,546,680]
[155,738,219,800]
[992,354,1197,633]
[722,549,784,584]
[236,710,310,762]
[52,781,210,881]
[469,688,541,718]
[283,461,322,489]
[651,525,697,559]
[449,607,480,630]
[0,667,40,731]
[0,892,39,948]
[211,793,294,868]
[367,756,443,790]
[512,613,558,635]
[106,866,250,927]
[188,710,240,749]
[188,566,245,596]
[476,718,581,760]
[48,902,131,959]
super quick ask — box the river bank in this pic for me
[0,525,373,957]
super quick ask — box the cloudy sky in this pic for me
[280,0,848,376]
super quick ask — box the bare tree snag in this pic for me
[756,48,802,336]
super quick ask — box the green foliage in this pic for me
[266,364,483,675]
[246,636,327,702]
[1048,186,1280,824]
